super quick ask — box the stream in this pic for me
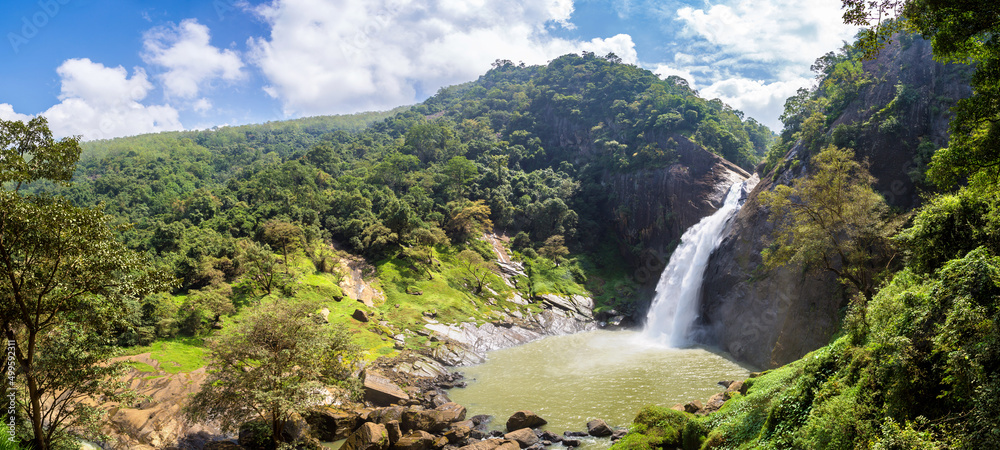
[445,330,750,448]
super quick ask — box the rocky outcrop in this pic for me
[364,371,411,406]
[424,299,597,366]
[697,36,970,369]
[341,422,390,450]
[607,134,750,287]
[697,174,845,369]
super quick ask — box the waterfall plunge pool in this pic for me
[445,330,751,447]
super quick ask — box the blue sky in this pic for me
[1,0,858,140]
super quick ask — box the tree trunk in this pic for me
[27,371,47,450]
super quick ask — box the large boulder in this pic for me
[443,425,472,446]
[505,411,547,432]
[402,403,465,433]
[504,428,540,448]
[306,407,361,440]
[586,419,612,437]
[459,440,520,450]
[435,402,467,422]
[537,294,594,320]
[364,372,410,406]
[369,406,408,425]
[341,422,390,450]
[392,430,435,450]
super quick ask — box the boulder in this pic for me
[436,402,467,422]
[670,404,685,412]
[561,439,581,447]
[369,406,408,424]
[353,309,370,322]
[705,393,727,412]
[460,440,513,450]
[443,425,472,446]
[505,411,547,432]
[538,431,561,443]
[537,294,594,320]
[342,422,390,450]
[386,420,403,445]
[586,419,612,437]
[306,407,361,441]
[683,401,704,414]
[393,430,435,450]
[364,372,410,406]
[611,430,627,441]
[402,409,457,433]
[563,432,588,438]
[504,428,540,448]
[728,380,747,397]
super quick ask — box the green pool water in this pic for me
[445,330,751,447]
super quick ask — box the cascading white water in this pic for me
[641,181,749,347]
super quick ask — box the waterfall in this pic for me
[641,181,750,347]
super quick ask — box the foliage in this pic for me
[454,249,498,294]
[842,0,1000,190]
[185,300,359,448]
[0,118,170,450]
[761,145,898,302]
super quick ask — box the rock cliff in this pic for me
[697,35,971,369]
[608,134,749,287]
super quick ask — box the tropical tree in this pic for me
[1,118,168,449]
[760,145,898,304]
[185,300,359,448]
[262,219,302,273]
[455,249,498,294]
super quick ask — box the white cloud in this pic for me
[653,63,698,89]
[250,0,636,116]
[676,0,856,67]
[0,104,32,122]
[193,98,213,112]
[662,0,858,129]
[143,19,245,99]
[700,76,811,130]
[33,58,183,140]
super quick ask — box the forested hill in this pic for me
[54,52,772,299]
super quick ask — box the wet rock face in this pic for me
[698,178,845,369]
[606,135,750,283]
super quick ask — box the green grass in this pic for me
[126,361,158,373]
[127,337,208,374]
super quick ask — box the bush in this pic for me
[682,419,708,450]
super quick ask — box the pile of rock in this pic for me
[330,407,626,450]
[670,378,751,416]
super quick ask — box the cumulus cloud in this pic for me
[676,0,856,66]
[653,63,698,89]
[699,76,810,130]
[11,58,184,140]
[143,19,245,99]
[0,104,32,122]
[250,0,636,116]
[660,0,857,129]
